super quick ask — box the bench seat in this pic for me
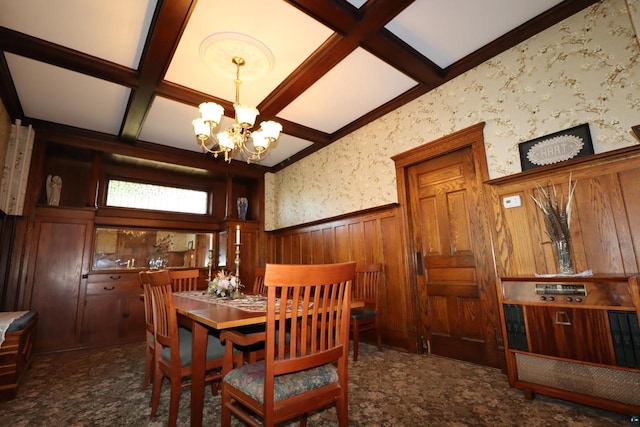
[0,311,38,401]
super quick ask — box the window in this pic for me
[106,180,208,214]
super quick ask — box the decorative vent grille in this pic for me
[516,353,640,406]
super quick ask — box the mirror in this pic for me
[93,227,215,270]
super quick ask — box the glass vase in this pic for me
[551,240,575,275]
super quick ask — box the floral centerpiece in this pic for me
[206,270,241,297]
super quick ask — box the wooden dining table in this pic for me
[173,292,268,427]
[173,291,364,427]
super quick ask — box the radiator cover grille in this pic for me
[516,353,640,406]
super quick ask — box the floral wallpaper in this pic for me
[265,0,640,230]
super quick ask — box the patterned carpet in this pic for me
[0,341,630,426]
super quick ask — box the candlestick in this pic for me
[233,239,242,298]
[207,249,213,282]
[235,225,240,244]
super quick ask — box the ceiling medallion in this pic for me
[199,32,274,81]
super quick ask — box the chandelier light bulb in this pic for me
[260,121,282,141]
[234,104,259,128]
[192,118,210,139]
[217,131,235,150]
[198,102,224,127]
[251,130,268,151]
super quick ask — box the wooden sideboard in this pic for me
[81,271,145,346]
[498,274,640,416]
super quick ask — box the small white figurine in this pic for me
[46,175,62,206]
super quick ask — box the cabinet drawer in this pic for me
[86,272,141,295]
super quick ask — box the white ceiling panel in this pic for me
[139,97,202,151]
[257,134,314,168]
[345,0,368,8]
[6,53,130,135]
[0,0,155,68]
[385,0,565,68]
[166,0,334,106]
[278,48,417,133]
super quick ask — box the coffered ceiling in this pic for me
[0,0,598,171]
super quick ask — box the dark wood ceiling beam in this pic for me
[157,81,333,146]
[0,26,138,88]
[119,0,197,141]
[363,29,444,87]
[286,0,360,34]
[0,52,23,120]
[158,81,235,118]
[33,120,267,179]
[259,0,415,118]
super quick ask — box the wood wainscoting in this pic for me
[487,145,640,277]
[264,204,417,353]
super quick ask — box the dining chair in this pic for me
[142,270,242,427]
[220,261,356,427]
[350,263,383,361]
[251,267,266,295]
[168,268,200,292]
[139,271,155,391]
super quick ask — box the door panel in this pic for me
[29,221,88,350]
[408,147,490,365]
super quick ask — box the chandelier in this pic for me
[192,56,282,163]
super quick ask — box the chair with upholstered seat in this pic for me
[350,263,383,361]
[142,270,241,427]
[251,267,266,295]
[139,271,155,391]
[168,268,200,292]
[220,262,356,427]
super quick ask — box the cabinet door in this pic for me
[26,210,93,352]
[82,293,122,344]
[120,293,145,341]
[82,273,144,345]
[525,306,615,365]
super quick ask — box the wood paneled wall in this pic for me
[487,145,640,277]
[264,204,417,352]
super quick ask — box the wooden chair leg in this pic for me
[221,386,232,427]
[168,376,182,427]
[375,321,383,351]
[150,366,162,417]
[335,390,349,426]
[142,349,153,390]
[351,320,359,362]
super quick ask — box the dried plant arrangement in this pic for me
[530,174,577,243]
[530,173,577,274]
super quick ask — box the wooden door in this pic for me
[407,146,493,365]
[25,207,94,352]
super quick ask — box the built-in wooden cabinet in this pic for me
[7,135,266,353]
[81,271,145,346]
[499,275,640,416]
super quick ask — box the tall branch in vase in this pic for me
[531,173,578,275]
